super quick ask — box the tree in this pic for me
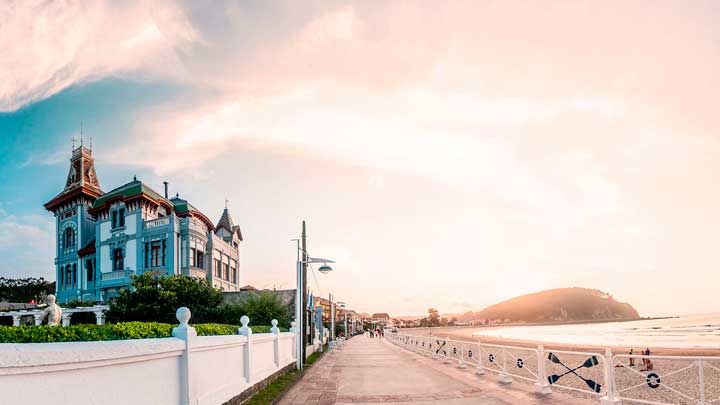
[449,317,457,326]
[107,274,223,324]
[427,308,440,327]
[217,292,290,327]
[0,277,55,303]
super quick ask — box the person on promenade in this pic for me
[628,349,635,367]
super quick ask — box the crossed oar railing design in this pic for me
[547,352,602,393]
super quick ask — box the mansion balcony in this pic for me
[100,269,134,287]
[186,267,207,279]
[144,216,171,230]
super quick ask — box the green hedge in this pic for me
[250,325,289,334]
[0,322,288,343]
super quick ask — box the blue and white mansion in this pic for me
[44,144,243,302]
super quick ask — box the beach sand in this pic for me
[397,326,720,404]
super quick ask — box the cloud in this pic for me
[0,211,55,279]
[0,0,187,112]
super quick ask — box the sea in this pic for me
[471,313,720,348]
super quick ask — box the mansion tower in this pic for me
[44,144,243,302]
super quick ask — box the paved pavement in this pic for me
[278,335,596,404]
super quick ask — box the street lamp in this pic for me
[337,302,348,338]
[293,222,336,371]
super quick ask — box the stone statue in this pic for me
[41,294,62,326]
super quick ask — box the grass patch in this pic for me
[245,346,326,405]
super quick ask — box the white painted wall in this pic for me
[0,330,298,405]
[100,220,110,241]
[125,213,137,235]
[100,245,111,273]
[125,239,136,270]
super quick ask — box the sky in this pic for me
[1,0,720,317]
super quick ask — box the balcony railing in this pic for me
[144,216,170,229]
[101,270,131,281]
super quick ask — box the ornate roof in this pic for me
[171,196,215,231]
[216,207,243,241]
[216,208,234,232]
[44,145,104,212]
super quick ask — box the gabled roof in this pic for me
[371,313,390,319]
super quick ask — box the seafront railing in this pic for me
[390,332,720,405]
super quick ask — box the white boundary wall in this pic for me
[0,308,300,405]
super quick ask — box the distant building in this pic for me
[44,144,244,303]
[371,313,391,326]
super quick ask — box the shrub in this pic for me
[210,292,290,327]
[250,325,289,333]
[107,274,224,324]
[63,299,97,308]
[0,321,240,343]
[105,274,291,328]
[194,323,237,336]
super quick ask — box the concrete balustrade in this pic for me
[0,308,301,405]
[0,305,109,326]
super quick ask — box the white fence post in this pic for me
[11,314,20,326]
[33,313,43,325]
[238,315,253,384]
[535,345,552,395]
[172,307,197,405]
[271,319,280,369]
[600,348,621,405]
[698,359,707,405]
[499,348,512,384]
[289,321,297,359]
[476,342,485,375]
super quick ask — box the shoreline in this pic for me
[401,326,720,356]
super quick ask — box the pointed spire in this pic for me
[216,204,235,233]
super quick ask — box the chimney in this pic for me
[163,181,169,199]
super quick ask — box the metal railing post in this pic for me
[699,360,707,405]
[499,348,512,384]
[476,342,485,375]
[599,348,620,405]
[535,345,552,394]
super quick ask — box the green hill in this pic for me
[464,288,639,323]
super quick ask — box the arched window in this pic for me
[64,227,74,249]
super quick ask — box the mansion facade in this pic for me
[44,144,243,303]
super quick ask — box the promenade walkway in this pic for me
[279,335,595,404]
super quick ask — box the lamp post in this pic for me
[337,302,348,338]
[294,221,335,371]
